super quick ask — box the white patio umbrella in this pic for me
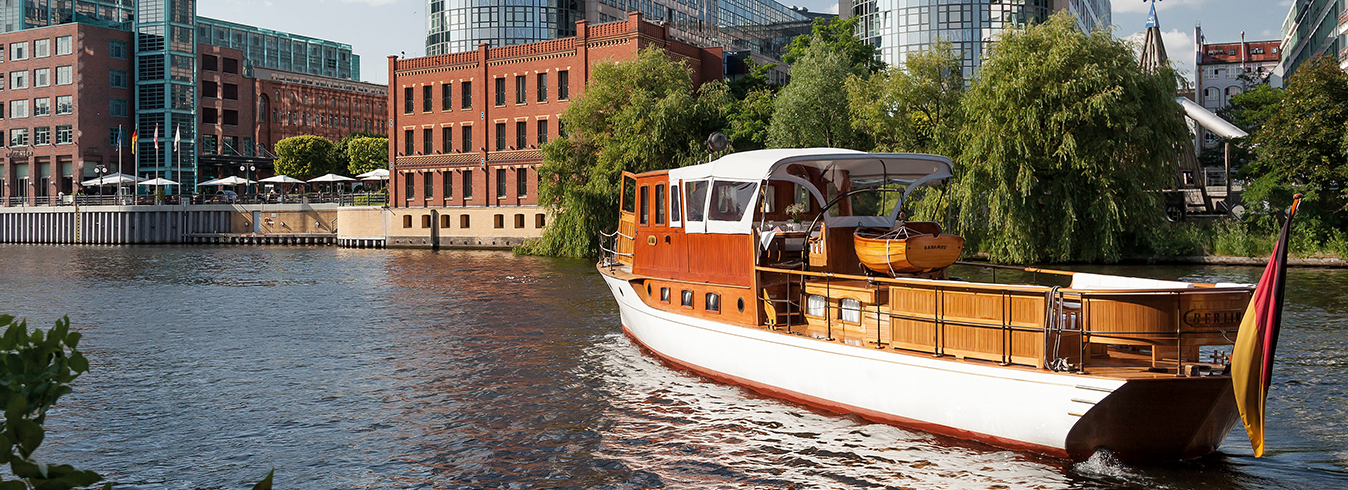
[308,173,357,194]
[354,169,390,181]
[196,178,227,186]
[259,175,305,184]
[138,177,179,186]
[80,173,143,186]
[208,176,257,185]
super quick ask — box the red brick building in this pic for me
[0,22,133,203]
[387,12,722,221]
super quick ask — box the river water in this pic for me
[0,244,1343,489]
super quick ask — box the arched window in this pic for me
[1203,87,1219,101]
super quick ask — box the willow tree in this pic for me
[954,11,1187,263]
[768,39,865,149]
[520,49,734,257]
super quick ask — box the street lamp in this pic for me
[240,164,255,196]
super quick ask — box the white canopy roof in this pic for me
[308,173,356,183]
[355,168,390,180]
[259,175,306,184]
[80,173,143,186]
[138,178,179,186]
[198,176,255,186]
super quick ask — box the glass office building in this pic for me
[197,17,360,81]
[1277,0,1346,79]
[134,0,197,182]
[0,0,134,32]
[845,0,1110,78]
[425,0,812,60]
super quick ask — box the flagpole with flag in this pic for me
[115,124,124,202]
[1231,192,1303,457]
[174,125,181,197]
[153,124,160,203]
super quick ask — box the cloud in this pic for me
[1113,0,1209,14]
[827,2,839,14]
[1126,28,1197,82]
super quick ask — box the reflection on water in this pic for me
[0,245,1342,489]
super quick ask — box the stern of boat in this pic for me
[1064,376,1239,462]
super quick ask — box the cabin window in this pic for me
[639,185,650,225]
[654,184,666,225]
[622,176,637,213]
[709,180,756,221]
[685,181,708,222]
[840,298,861,323]
[806,294,826,317]
[705,293,720,313]
[681,289,694,307]
[660,287,670,303]
[670,184,682,224]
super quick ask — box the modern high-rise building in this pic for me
[842,0,1111,78]
[1276,0,1346,80]
[424,0,814,61]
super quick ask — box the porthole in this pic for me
[647,284,652,296]
[660,287,671,303]
[737,297,745,313]
[705,292,720,312]
[681,290,694,307]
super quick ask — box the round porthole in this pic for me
[737,297,745,313]
[647,284,652,296]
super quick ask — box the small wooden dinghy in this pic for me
[854,222,964,274]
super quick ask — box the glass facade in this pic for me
[1277,0,1346,79]
[135,0,197,185]
[0,0,135,33]
[197,17,360,81]
[425,0,811,60]
[849,0,1110,78]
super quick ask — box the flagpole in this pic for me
[116,124,123,203]
[175,125,181,200]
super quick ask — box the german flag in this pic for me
[131,131,139,155]
[1231,193,1302,457]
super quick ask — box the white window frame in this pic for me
[55,65,71,85]
[33,39,49,58]
[55,36,72,56]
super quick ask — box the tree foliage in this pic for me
[346,137,389,175]
[520,49,733,257]
[768,40,865,149]
[953,11,1188,263]
[274,135,338,179]
[1244,56,1348,240]
[782,17,884,75]
[847,41,964,155]
[0,315,102,490]
[1199,83,1282,170]
[333,131,385,176]
[725,88,775,152]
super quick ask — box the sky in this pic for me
[201,0,1293,86]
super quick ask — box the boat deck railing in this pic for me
[755,263,1250,375]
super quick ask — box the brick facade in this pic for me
[387,12,723,211]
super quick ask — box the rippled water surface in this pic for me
[0,245,1344,489]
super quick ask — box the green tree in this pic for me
[725,88,775,152]
[1198,83,1282,170]
[333,131,385,176]
[0,315,102,490]
[767,40,865,149]
[782,17,884,74]
[520,49,733,257]
[847,41,964,155]
[1244,56,1348,240]
[274,135,338,180]
[953,11,1188,263]
[346,137,389,175]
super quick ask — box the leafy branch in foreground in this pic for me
[0,315,102,490]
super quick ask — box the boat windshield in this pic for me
[709,180,756,221]
[685,180,708,222]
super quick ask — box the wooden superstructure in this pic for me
[599,149,1252,463]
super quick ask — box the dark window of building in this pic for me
[515,75,526,104]
[537,73,547,102]
[493,214,504,228]
[201,54,218,71]
[538,119,548,145]
[463,169,473,198]
[461,125,472,152]
[441,215,451,228]
[404,129,413,155]
[201,107,218,124]
[496,168,506,198]
[460,214,470,228]
[110,70,127,88]
[223,83,238,100]
[110,40,127,59]
[422,214,431,228]
[443,170,453,198]
[422,128,432,154]
[516,121,526,149]
[403,215,412,227]
[442,127,452,152]
[201,80,218,98]
[423,85,433,112]
[405,173,415,200]
[461,81,472,109]
[517,168,527,197]
[514,213,525,228]
[558,70,569,99]
[222,57,239,74]
[404,87,413,114]
[655,184,666,224]
[494,77,505,106]
[441,83,452,111]
[639,185,649,225]
[425,172,433,199]
[558,119,566,138]
[495,122,505,151]
[535,213,545,228]
[223,110,238,125]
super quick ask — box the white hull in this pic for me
[600,273,1126,456]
